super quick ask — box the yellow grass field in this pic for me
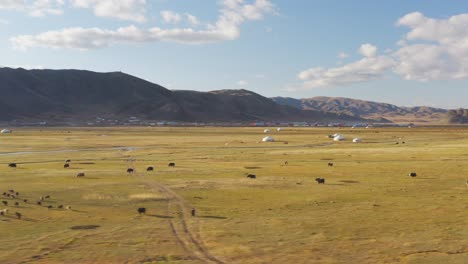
[0,127,467,264]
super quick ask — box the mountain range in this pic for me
[0,67,455,124]
[0,68,364,123]
[271,97,448,124]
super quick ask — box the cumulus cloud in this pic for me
[0,0,64,17]
[11,0,275,50]
[298,53,395,88]
[337,52,348,59]
[296,11,468,89]
[358,43,377,57]
[70,0,147,22]
[394,12,468,81]
[185,13,199,26]
[160,10,181,24]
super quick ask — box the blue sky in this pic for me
[0,0,467,108]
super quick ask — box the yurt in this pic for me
[352,138,362,143]
[262,136,275,142]
[333,134,345,141]
[1,129,11,134]
[277,127,283,132]
[264,129,271,133]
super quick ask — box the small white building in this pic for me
[1,129,11,134]
[333,134,345,141]
[353,138,362,143]
[264,129,271,133]
[262,136,275,142]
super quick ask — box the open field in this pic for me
[0,127,467,264]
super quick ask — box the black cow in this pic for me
[58,205,63,209]
[168,162,175,167]
[76,172,85,177]
[315,178,325,184]
[8,163,16,168]
[64,163,70,168]
[146,166,154,172]
[409,172,417,177]
[284,161,288,166]
[137,207,146,214]
[2,201,7,206]
[328,163,334,167]
[247,174,256,179]
[36,201,42,205]
[14,202,19,207]
[191,208,196,217]
[15,212,21,219]
[127,168,134,174]
[65,159,71,163]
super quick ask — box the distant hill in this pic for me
[272,96,448,124]
[0,68,365,123]
[447,109,468,124]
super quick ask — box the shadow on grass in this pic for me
[339,180,360,184]
[70,225,100,230]
[198,215,227,220]
[325,183,346,186]
[146,214,174,219]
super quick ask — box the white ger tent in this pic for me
[262,136,275,142]
[353,138,362,143]
[333,134,345,141]
[264,129,271,133]
[1,129,11,134]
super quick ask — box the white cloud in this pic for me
[0,0,64,17]
[255,73,266,78]
[160,10,181,24]
[358,43,377,57]
[237,80,248,86]
[11,0,275,50]
[70,0,147,22]
[337,52,348,59]
[395,12,468,81]
[185,13,199,26]
[296,11,468,89]
[297,51,395,88]
[0,18,9,24]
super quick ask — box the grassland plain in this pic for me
[0,127,467,264]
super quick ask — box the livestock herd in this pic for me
[2,188,72,220]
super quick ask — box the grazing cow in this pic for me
[2,201,7,206]
[14,202,19,207]
[0,211,3,216]
[191,208,196,217]
[37,201,42,205]
[77,172,85,177]
[40,196,44,201]
[47,205,53,209]
[8,163,16,168]
[23,199,27,203]
[64,163,70,168]
[15,192,19,196]
[247,174,256,179]
[11,195,16,199]
[315,178,325,184]
[65,205,71,210]
[65,159,71,163]
[15,212,21,219]
[8,189,14,193]
[127,168,134,174]
[58,205,63,209]
[137,207,146,214]
[284,161,288,166]
[168,162,175,167]
[146,166,154,172]
[6,193,10,197]
[328,162,334,167]
[409,172,417,177]
[45,195,50,199]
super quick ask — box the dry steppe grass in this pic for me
[0,126,467,263]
